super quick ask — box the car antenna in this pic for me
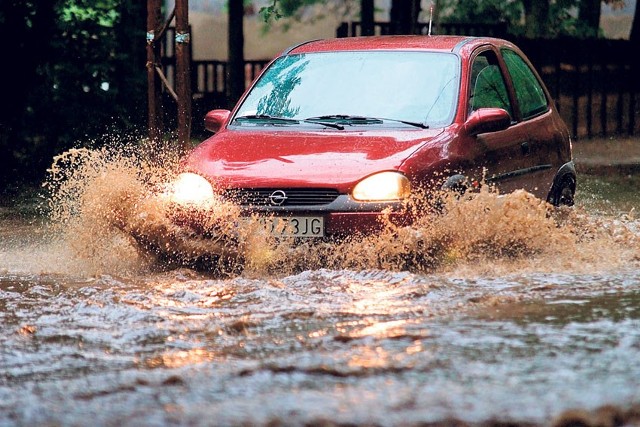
[428,2,434,36]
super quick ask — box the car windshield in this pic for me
[234,51,460,128]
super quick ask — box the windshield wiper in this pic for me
[380,118,429,129]
[306,115,383,125]
[300,118,344,130]
[234,114,299,124]
[235,114,344,130]
[306,115,429,129]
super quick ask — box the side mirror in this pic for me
[463,108,511,137]
[204,109,231,133]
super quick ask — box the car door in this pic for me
[466,48,539,195]
[500,48,561,197]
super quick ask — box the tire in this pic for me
[441,174,469,195]
[430,174,470,213]
[550,175,576,207]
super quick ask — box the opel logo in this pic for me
[269,190,288,206]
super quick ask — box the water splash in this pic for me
[38,141,640,278]
[268,188,639,276]
[40,141,177,276]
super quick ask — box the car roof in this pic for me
[284,35,508,55]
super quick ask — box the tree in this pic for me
[522,0,550,37]
[258,0,425,36]
[259,0,371,30]
[578,0,601,37]
[438,0,630,39]
[389,0,421,34]
[0,1,58,188]
[0,0,147,190]
[439,0,523,29]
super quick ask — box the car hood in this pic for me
[184,127,444,191]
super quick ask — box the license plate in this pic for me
[253,216,324,237]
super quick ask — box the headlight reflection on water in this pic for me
[144,348,219,369]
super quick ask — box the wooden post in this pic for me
[361,0,374,36]
[228,0,245,108]
[146,0,163,143]
[175,0,191,151]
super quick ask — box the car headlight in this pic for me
[352,172,411,202]
[168,172,215,206]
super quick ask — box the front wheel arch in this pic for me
[441,174,470,195]
[548,162,576,207]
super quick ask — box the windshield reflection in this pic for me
[235,51,460,128]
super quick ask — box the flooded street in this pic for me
[1,152,640,426]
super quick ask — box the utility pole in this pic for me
[146,0,163,143]
[175,0,191,150]
[146,0,192,151]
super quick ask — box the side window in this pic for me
[502,49,548,119]
[469,51,512,117]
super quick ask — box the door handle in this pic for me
[521,141,530,155]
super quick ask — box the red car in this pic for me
[167,35,575,241]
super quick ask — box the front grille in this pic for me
[222,188,340,207]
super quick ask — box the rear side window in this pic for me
[502,49,548,119]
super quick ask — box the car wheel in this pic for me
[441,174,471,198]
[551,175,575,207]
[431,174,469,213]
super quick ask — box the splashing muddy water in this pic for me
[1,144,640,426]
[38,144,640,277]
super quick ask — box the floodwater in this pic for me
[1,146,640,426]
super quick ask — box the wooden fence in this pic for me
[162,24,639,140]
[513,37,639,139]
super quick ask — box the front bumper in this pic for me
[236,195,413,237]
[169,194,414,239]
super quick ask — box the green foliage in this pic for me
[438,0,614,38]
[546,0,605,38]
[258,0,328,24]
[259,2,284,23]
[257,0,358,34]
[0,0,147,188]
[439,0,524,33]
[258,0,620,39]
[60,0,118,25]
